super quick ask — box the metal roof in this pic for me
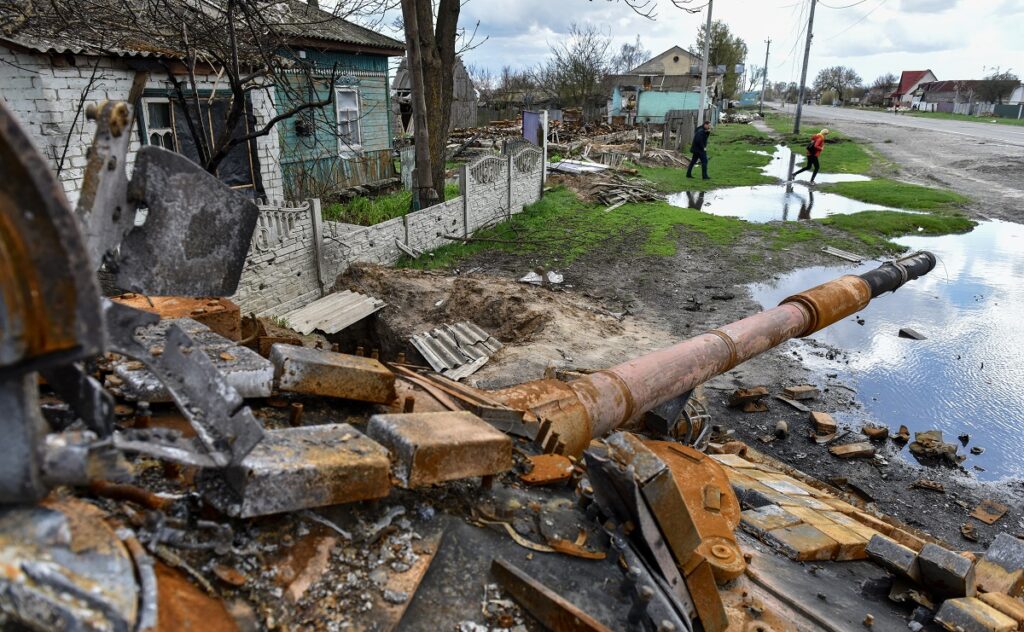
[283,290,386,335]
[276,1,404,53]
[410,322,502,381]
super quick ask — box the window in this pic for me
[335,88,361,151]
[142,98,175,150]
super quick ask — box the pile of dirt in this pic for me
[335,263,673,387]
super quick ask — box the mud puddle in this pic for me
[747,219,1024,480]
[667,185,900,223]
[667,145,898,222]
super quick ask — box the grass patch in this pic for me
[818,179,969,211]
[821,211,976,251]
[324,183,461,225]
[634,122,777,191]
[763,113,874,174]
[399,186,758,270]
[906,111,1024,127]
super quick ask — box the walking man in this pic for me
[686,120,712,180]
[792,128,829,183]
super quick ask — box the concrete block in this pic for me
[272,344,396,404]
[935,598,1016,632]
[367,411,512,488]
[740,505,802,537]
[920,543,977,599]
[978,593,1024,628]
[202,424,391,517]
[728,386,768,408]
[866,534,922,582]
[780,505,835,527]
[810,411,837,434]
[776,494,834,512]
[765,523,839,561]
[977,534,1024,597]
[828,511,883,541]
[822,497,860,515]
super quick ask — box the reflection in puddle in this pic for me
[748,220,1024,481]
[758,144,872,184]
[668,185,899,223]
[669,145,899,222]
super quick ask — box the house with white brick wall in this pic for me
[0,0,404,207]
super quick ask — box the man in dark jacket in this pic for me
[686,120,712,180]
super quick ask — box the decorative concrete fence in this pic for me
[233,145,545,317]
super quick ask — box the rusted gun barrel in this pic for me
[494,252,936,455]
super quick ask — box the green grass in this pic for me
[324,183,461,225]
[399,186,760,269]
[818,179,969,211]
[763,113,875,174]
[821,211,976,251]
[906,110,1024,126]
[634,122,777,191]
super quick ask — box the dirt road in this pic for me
[774,103,1024,223]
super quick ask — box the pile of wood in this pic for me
[633,147,689,168]
[585,174,665,211]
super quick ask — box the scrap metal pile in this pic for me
[3,98,1024,632]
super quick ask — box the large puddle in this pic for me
[667,144,898,222]
[748,220,1024,480]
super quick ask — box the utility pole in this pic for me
[759,38,771,116]
[794,0,817,134]
[698,0,713,124]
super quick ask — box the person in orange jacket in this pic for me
[792,128,829,183]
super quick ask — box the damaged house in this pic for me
[0,0,404,204]
[606,45,725,124]
[392,56,477,133]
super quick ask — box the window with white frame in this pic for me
[142,98,175,150]
[335,88,361,151]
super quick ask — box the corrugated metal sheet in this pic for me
[283,290,385,335]
[410,322,502,380]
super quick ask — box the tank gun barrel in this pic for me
[493,252,936,455]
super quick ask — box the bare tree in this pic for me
[535,23,612,117]
[466,63,494,101]
[611,35,650,74]
[746,65,765,92]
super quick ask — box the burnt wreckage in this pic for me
[4,97,1020,632]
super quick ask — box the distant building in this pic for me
[606,45,725,124]
[891,69,937,107]
[914,80,982,113]
[392,57,476,133]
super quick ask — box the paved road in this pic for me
[770,102,1024,147]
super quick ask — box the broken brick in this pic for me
[728,386,768,408]
[919,542,977,599]
[368,411,512,488]
[271,344,396,404]
[810,411,838,435]
[742,400,769,413]
[813,520,869,561]
[783,384,819,401]
[829,442,876,459]
[935,598,1017,632]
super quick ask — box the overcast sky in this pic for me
[427,0,1024,86]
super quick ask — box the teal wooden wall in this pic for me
[276,49,395,194]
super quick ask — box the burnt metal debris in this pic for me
[4,95,1021,632]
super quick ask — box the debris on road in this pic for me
[862,424,890,440]
[830,442,877,459]
[410,321,503,380]
[783,384,820,401]
[898,327,928,340]
[909,430,963,465]
[911,479,946,493]
[971,499,1010,525]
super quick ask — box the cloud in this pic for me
[899,0,958,12]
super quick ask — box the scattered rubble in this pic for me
[909,430,963,465]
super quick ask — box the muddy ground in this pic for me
[335,120,1024,550]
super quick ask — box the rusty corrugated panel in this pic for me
[283,290,385,335]
[409,322,503,380]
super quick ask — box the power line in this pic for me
[819,0,869,8]
[825,0,889,39]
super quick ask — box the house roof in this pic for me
[892,70,934,96]
[919,80,981,93]
[628,45,703,76]
[0,0,403,59]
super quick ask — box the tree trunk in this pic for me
[400,0,436,210]
[402,0,460,208]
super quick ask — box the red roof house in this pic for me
[892,70,937,105]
